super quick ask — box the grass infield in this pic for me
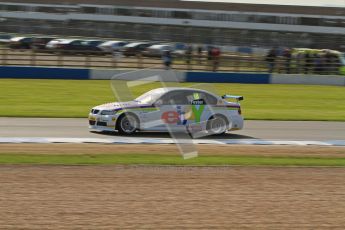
[0,153,345,166]
[1,79,345,121]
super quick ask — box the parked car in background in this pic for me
[54,39,85,53]
[122,42,151,56]
[45,38,65,50]
[98,41,128,53]
[54,39,105,54]
[172,43,188,57]
[0,34,12,44]
[80,40,104,52]
[143,44,173,57]
[9,37,33,49]
[31,37,56,50]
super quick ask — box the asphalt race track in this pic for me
[0,118,344,141]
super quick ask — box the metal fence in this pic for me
[0,48,342,75]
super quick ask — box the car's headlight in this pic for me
[100,110,118,115]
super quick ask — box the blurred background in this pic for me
[1,0,345,73]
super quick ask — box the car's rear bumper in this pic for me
[229,115,244,131]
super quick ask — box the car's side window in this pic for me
[157,92,172,105]
[159,91,190,105]
[200,92,218,105]
[189,92,218,105]
[158,91,218,106]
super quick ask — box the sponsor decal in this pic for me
[161,104,206,124]
[193,92,200,100]
[177,106,187,125]
[190,99,205,105]
[161,111,179,124]
[184,106,195,121]
[191,104,205,123]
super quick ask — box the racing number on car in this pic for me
[161,111,179,124]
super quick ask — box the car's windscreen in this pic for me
[134,89,166,104]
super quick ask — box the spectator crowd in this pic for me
[163,45,222,72]
[265,48,342,75]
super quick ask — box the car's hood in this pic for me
[93,101,151,111]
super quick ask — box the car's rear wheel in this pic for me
[207,115,228,135]
[117,114,139,135]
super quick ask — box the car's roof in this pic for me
[124,42,148,47]
[149,87,218,96]
[47,38,66,43]
[34,37,55,39]
[149,44,171,49]
[100,40,124,45]
[10,37,28,41]
[84,39,103,42]
[59,39,79,44]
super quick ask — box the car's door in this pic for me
[182,90,220,133]
[140,90,189,131]
[70,40,83,50]
[154,90,214,132]
[138,43,150,52]
[141,90,219,132]
[22,37,33,48]
[159,90,191,131]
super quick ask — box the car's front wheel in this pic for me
[117,114,139,135]
[207,115,228,135]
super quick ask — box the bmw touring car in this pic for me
[89,87,244,136]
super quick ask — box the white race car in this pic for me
[89,87,244,136]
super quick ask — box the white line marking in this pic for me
[0,137,344,146]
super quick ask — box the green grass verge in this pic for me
[0,153,345,166]
[1,79,345,121]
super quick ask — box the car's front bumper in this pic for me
[88,113,118,131]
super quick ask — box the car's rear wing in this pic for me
[221,95,244,102]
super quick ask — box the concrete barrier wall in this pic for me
[90,69,269,84]
[185,72,270,84]
[0,66,89,80]
[271,74,345,86]
[1,66,344,86]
